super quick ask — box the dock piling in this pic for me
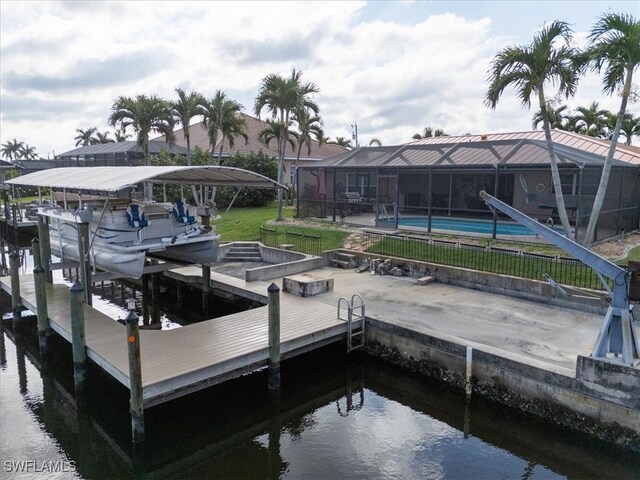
[34,263,50,358]
[465,346,473,399]
[77,222,92,306]
[37,215,53,283]
[69,282,87,399]
[202,265,211,315]
[9,251,21,326]
[125,299,145,444]
[268,283,281,394]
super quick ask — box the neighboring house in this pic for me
[11,159,54,174]
[156,113,348,185]
[0,159,22,185]
[297,130,640,244]
[54,141,188,167]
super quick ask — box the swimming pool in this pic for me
[397,216,565,236]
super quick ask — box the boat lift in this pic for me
[479,191,639,366]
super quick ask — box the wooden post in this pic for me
[33,263,50,358]
[11,203,18,245]
[77,221,92,306]
[202,206,211,232]
[202,265,211,315]
[69,282,87,397]
[151,273,161,325]
[125,301,144,444]
[37,215,53,283]
[465,346,473,399]
[268,283,281,394]
[9,251,21,327]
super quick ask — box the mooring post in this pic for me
[125,298,145,445]
[69,282,87,402]
[202,206,211,233]
[77,221,92,306]
[33,263,50,358]
[9,251,21,327]
[268,283,281,395]
[202,265,211,315]
[11,203,18,244]
[465,346,473,399]
[37,215,53,283]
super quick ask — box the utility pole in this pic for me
[351,122,359,148]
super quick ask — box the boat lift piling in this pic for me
[77,218,92,306]
[268,283,281,396]
[32,238,51,358]
[36,215,52,283]
[69,282,87,405]
[9,251,21,327]
[125,298,145,445]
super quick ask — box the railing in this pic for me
[362,230,606,291]
[259,225,322,256]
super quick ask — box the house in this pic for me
[157,113,348,185]
[297,130,640,244]
[54,141,189,167]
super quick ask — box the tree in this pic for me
[109,94,175,199]
[255,68,319,221]
[114,129,130,142]
[617,113,640,145]
[532,102,570,130]
[412,126,447,140]
[74,127,97,147]
[1,139,24,160]
[331,136,353,148]
[171,87,205,166]
[485,20,580,238]
[92,131,115,144]
[368,138,383,146]
[258,119,298,151]
[18,144,38,160]
[571,101,609,137]
[292,105,324,171]
[583,12,640,246]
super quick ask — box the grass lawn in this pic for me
[618,245,640,266]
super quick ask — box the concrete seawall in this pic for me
[364,318,640,451]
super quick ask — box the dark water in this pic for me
[1,247,639,479]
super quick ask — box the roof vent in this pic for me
[480,135,488,141]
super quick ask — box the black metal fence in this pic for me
[362,230,605,290]
[259,225,322,256]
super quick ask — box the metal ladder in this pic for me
[338,294,365,352]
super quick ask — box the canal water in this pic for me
[1,248,639,479]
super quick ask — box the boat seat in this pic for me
[126,204,149,228]
[173,200,196,225]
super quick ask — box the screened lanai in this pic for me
[296,131,640,243]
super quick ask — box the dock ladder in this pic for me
[338,294,365,352]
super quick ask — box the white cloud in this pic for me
[1,1,638,157]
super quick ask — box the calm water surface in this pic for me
[0,248,638,479]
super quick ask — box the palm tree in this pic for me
[74,127,97,147]
[485,20,580,238]
[92,131,115,144]
[214,97,248,166]
[18,144,38,160]
[583,12,640,246]
[114,129,130,142]
[292,105,324,171]
[255,68,319,221]
[571,101,609,137]
[617,113,640,145]
[532,103,570,130]
[368,138,383,147]
[412,127,447,140]
[109,94,175,199]
[1,139,24,160]
[331,137,353,148]
[171,87,205,166]
[259,119,298,150]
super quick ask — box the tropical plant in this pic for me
[412,127,447,140]
[368,138,383,146]
[292,105,324,169]
[74,127,97,147]
[570,101,609,137]
[108,94,175,199]
[18,144,38,160]
[331,136,353,148]
[92,131,115,144]
[532,102,571,130]
[485,20,580,238]
[617,113,640,144]
[254,68,319,221]
[171,87,206,166]
[1,139,24,160]
[213,151,278,208]
[114,129,130,142]
[258,119,298,151]
[583,12,640,246]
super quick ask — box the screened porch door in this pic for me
[376,175,397,227]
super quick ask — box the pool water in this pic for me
[398,216,565,236]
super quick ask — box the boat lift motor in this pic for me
[479,191,639,366]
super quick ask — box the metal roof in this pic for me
[6,166,285,192]
[312,131,639,169]
[56,141,190,158]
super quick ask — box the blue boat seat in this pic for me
[173,200,196,225]
[126,204,149,228]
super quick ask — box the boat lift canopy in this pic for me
[6,166,285,192]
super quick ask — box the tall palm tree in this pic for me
[331,137,353,148]
[92,131,115,144]
[74,127,97,147]
[171,87,205,166]
[532,103,570,130]
[571,101,609,137]
[485,20,580,238]
[617,113,640,145]
[255,68,319,221]
[259,119,298,150]
[583,12,640,246]
[292,105,324,171]
[1,139,24,160]
[18,144,38,160]
[412,126,447,140]
[109,94,175,199]
[114,129,130,142]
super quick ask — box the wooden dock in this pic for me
[0,273,349,407]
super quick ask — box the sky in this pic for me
[1,0,638,159]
